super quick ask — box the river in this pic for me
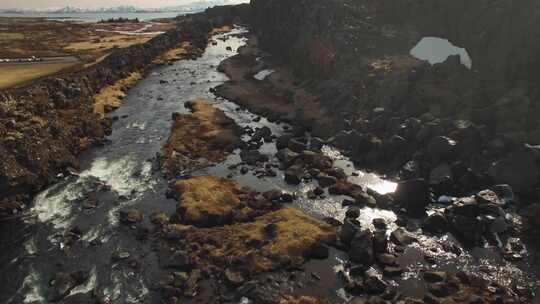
[0,27,537,304]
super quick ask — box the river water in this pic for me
[0,27,537,303]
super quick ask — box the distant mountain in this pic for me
[0,0,247,14]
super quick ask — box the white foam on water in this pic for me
[81,225,103,243]
[24,237,38,256]
[31,181,84,229]
[127,121,147,130]
[69,267,98,296]
[410,37,472,69]
[80,156,156,197]
[21,267,45,304]
[253,69,274,81]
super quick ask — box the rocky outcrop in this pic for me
[0,7,248,216]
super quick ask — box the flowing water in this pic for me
[0,27,537,303]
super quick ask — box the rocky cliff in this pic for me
[248,0,540,196]
[0,7,245,215]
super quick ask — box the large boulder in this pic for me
[427,136,458,161]
[348,229,374,264]
[394,178,431,216]
[489,150,539,193]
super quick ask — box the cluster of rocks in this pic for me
[335,198,530,303]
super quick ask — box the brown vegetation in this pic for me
[93,72,141,117]
[162,99,242,175]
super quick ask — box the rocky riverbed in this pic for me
[1,2,540,304]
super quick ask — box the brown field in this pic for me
[0,62,79,89]
[0,17,175,89]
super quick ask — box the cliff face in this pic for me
[250,0,540,142]
[251,0,540,86]
[0,9,243,215]
[247,0,540,194]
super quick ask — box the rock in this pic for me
[300,150,333,170]
[276,134,294,150]
[345,208,360,219]
[475,190,503,206]
[429,163,453,185]
[390,228,417,246]
[422,212,449,234]
[284,165,304,185]
[307,242,330,259]
[523,203,540,231]
[317,174,337,187]
[447,214,481,244]
[339,218,361,245]
[326,167,347,180]
[423,271,447,283]
[364,275,387,294]
[224,268,245,287]
[372,218,387,230]
[263,190,294,203]
[288,138,307,153]
[240,150,268,165]
[427,136,457,161]
[276,148,299,167]
[151,212,169,226]
[310,137,325,150]
[383,266,403,277]
[348,229,374,264]
[492,184,515,204]
[427,282,454,297]
[111,251,130,262]
[376,253,397,266]
[165,250,192,270]
[172,272,189,288]
[119,209,144,224]
[489,150,539,193]
[49,271,88,302]
[373,230,388,253]
[394,178,431,216]
[251,126,272,142]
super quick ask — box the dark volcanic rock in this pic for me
[394,178,431,216]
[348,229,374,265]
[489,150,539,193]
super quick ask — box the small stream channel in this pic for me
[0,27,537,303]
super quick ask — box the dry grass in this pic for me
[93,71,141,117]
[182,208,336,272]
[280,296,325,304]
[0,62,79,89]
[153,41,191,64]
[174,176,253,226]
[0,32,24,40]
[64,35,151,52]
[162,99,241,173]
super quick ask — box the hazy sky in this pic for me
[0,0,235,9]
